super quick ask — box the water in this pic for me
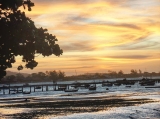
[51,102,160,119]
[0,78,160,119]
[0,78,160,100]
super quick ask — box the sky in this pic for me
[8,0,160,76]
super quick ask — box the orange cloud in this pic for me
[8,0,160,75]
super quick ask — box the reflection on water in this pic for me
[0,78,160,100]
[52,102,160,119]
[0,78,160,119]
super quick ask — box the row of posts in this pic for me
[2,85,51,95]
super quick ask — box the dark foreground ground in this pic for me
[0,97,157,119]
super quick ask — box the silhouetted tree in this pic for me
[37,72,46,80]
[16,73,25,80]
[130,69,138,77]
[95,73,100,78]
[58,70,65,80]
[0,0,63,79]
[139,69,142,75]
[5,75,16,81]
[108,70,117,78]
[118,70,124,77]
[46,70,58,83]
[25,75,32,81]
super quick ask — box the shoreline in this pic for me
[0,80,159,119]
[0,94,159,119]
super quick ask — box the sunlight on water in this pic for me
[51,103,160,119]
[0,77,160,119]
[0,79,159,99]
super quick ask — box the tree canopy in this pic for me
[0,0,63,79]
[46,70,58,82]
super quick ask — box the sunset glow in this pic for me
[8,0,160,75]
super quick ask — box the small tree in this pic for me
[16,73,25,80]
[5,75,16,82]
[139,69,142,75]
[30,73,41,80]
[130,69,138,77]
[37,72,46,80]
[95,73,100,78]
[58,70,65,80]
[46,70,58,83]
[118,70,124,77]
[108,70,117,78]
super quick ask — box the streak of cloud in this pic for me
[106,55,151,59]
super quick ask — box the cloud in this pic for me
[121,42,160,50]
[33,0,97,4]
[64,14,141,30]
[25,0,160,52]
[58,65,95,70]
[112,33,160,50]
[12,0,160,75]
[107,23,141,30]
[61,41,96,52]
[106,55,151,59]
[66,58,99,62]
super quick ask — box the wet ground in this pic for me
[0,79,160,119]
[52,102,160,119]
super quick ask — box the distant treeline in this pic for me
[1,69,160,84]
[65,69,160,81]
[1,70,65,84]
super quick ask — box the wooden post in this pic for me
[34,86,35,92]
[58,85,59,90]
[22,86,23,93]
[9,84,10,94]
[3,87,5,94]
[55,84,57,90]
[30,86,31,92]
[42,86,43,91]
[46,86,48,91]
[52,82,54,91]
